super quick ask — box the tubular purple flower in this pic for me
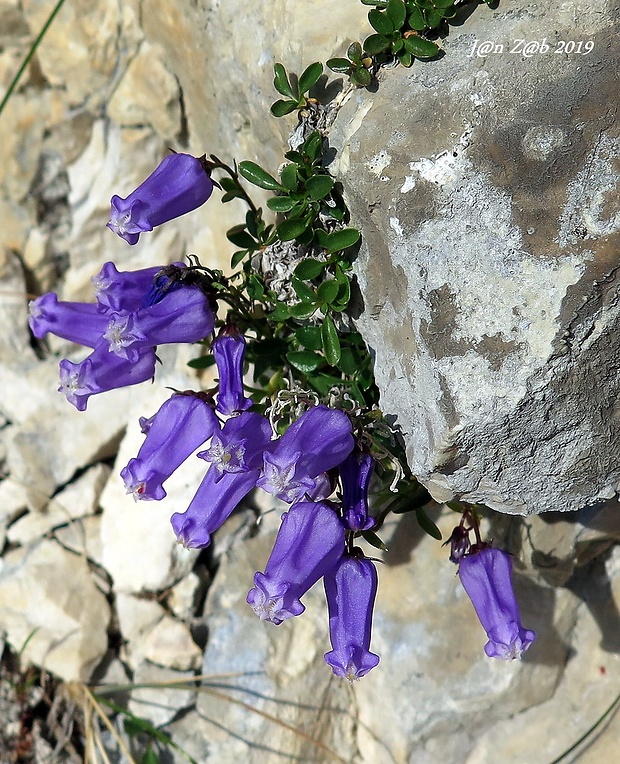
[92,262,164,312]
[247,501,345,625]
[28,293,110,348]
[170,412,272,549]
[324,555,380,681]
[58,343,156,411]
[458,547,536,660]
[340,451,375,531]
[103,285,214,361]
[107,153,215,245]
[121,393,220,501]
[213,331,253,415]
[256,405,354,503]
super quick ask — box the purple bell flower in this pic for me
[459,547,536,660]
[171,412,272,548]
[340,450,375,531]
[121,393,220,501]
[256,405,354,503]
[102,284,214,362]
[324,555,380,681]
[107,153,215,245]
[92,262,164,312]
[247,501,345,625]
[213,330,253,416]
[28,293,109,348]
[58,343,156,411]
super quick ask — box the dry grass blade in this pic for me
[80,685,138,764]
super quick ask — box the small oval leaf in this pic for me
[287,350,323,373]
[387,0,407,29]
[324,227,361,253]
[295,326,323,350]
[368,9,394,35]
[277,217,310,241]
[317,279,340,305]
[321,314,341,365]
[298,61,323,95]
[238,161,284,191]
[270,99,299,117]
[404,35,440,59]
[267,196,295,212]
[305,174,334,201]
[327,57,351,74]
[273,62,295,99]
[280,163,299,191]
[294,258,324,280]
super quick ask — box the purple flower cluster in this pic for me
[28,262,215,410]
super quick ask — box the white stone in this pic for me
[0,539,110,681]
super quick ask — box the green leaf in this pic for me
[270,99,299,117]
[323,227,360,253]
[292,276,316,302]
[226,225,257,249]
[294,258,324,280]
[397,49,413,67]
[280,163,299,191]
[141,750,160,764]
[277,217,310,241]
[351,67,372,87]
[188,354,216,369]
[238,161,284,191]
[347,41,364,62]
[434,0,456,7]
[337,347,358,375]
[425,9,443,27]
[363,33,391,54]
[287,349,323,373]
[219,177,239,193]
[361,529,388,552]
[327,57,352,74]
[246,273,265,300]
[415,507,442,540]
[307,371,344,396]
[317,279,339,305]
[302,131,323,163]
[404,35,440,58]
[289,301,318,319]
[295,326,322,350]
[321,314,341,365]
[387,0,407,29]
[407,8,427,30]
[273,62,295,99]
[298,62,323,95]
[305,174,334,201]
[269,301,291,321]
[368,8,394,35]
[267,195,295,212]
[230,249,248,268]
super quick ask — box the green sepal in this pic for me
[273,62,296,99]
[361,529,388,552]
[267,196,296,212]
[287,349,323,373]
[364,33,391,54]
[238,161,284,191]
[321,314,341,365]
[270,99,299,117]
[187,355,216,370]
[305,174,334,201]
[368,8,394,35]
[415,506,442,540]
[294,258,324,280]
[298,61,323,95]
[404,35,440,58]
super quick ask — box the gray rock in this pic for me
[329,0,620,514]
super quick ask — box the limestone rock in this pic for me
[0,539,110,682]
[329,0,620,514]
[128,663,196,729]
